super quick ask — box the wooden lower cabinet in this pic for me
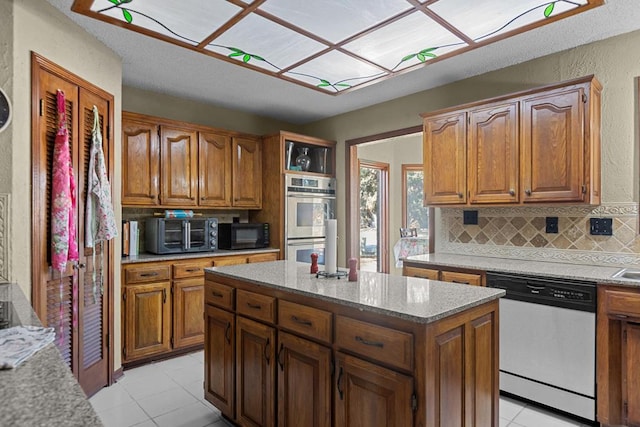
[123,252,278,365]
[403,266,439,280]
[236,316,276,427]
[334,352,413,427]
[277,332,331,427]
[123,282,172,361]
[597,286,640,427]
[205,305,235,417]
[173,278,205,348]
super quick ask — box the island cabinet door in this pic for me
[204,305,235,418]
[236,316,276,427]
[334,352,414,427]
[277,332,331,427]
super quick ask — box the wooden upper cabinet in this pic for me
[521,86,585,203]
[199,132,232,207]
[232,136,262,208]
[421,75,601,207]
[423,111,467,205]
[122,116,160,206]
[468,102,519,204]
[160,126,198,206]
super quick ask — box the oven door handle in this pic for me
[287,241,325,247]
[287,194,336,200]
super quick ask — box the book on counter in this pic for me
[122,220,130,257]
[129,220,139,256]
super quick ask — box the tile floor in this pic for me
[90,350,594,427]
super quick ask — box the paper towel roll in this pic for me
[325,219,337,274]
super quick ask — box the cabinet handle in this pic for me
[211,291,223,298]
[616,314,629,319]
[140,272,158,277]
[162,288,167,303]
[525,189,532,196]
[190,197,196,200]
[201,197,206,201]
[337,367,344,400]
[355,336,384,348]
[185,268,201,272]
[264,338,271,364]
[149,194,157,199]
[225,322,231,344]
[451,280,470,285]
[291,316,312,327]
[457,192,463,198]
[247,302,262,310]
[277,343,284,371]
[509,189,515,196]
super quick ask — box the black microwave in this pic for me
[218,223,269,250]
[145,218,218,254]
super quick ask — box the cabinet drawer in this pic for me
[173,260,212,279]
[124,264,171,284]
[335,315,413,371]
[213,256,247,267]
[278,300,332,344]
[205,281,234,310]
[247,253,278,263]
[440,271,483,286]
[403,266,439,280]
[237,290,276,324]
[604,289,640,318]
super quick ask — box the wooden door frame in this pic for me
[31,52,115,386]
[357,159,390,273]
[345,126,434,265]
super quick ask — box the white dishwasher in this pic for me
[487,272,597,422]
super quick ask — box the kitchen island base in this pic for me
[204,262,502,427]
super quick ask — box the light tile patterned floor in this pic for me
[90,351,594,427]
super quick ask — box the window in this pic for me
[402,164,429,238]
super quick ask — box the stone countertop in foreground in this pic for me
[404,253,639,287]
[0,283,102,427]
[205,260,504,324]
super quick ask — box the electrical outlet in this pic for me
[463,210,478,225]
[590,218,613,236]
[545,217,559,233]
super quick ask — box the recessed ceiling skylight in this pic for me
[72,0,602,95]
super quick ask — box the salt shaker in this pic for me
[348,258,358,281]
[310,253,319,274]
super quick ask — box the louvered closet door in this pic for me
[33,55,113,398]
[77,88,110,396]
[36,71,80,372]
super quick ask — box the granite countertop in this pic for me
[121,247,280,264]
[0,283,102,426]
[205,260,505,324]
[404,253,640,287]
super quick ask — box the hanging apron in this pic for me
[50,90,78,272]
[85,105,118,302]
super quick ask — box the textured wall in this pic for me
[12,0,123,366]
[300,29,640,267]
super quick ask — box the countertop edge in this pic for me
[122,247,280,264]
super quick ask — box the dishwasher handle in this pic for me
[526,283,546,294]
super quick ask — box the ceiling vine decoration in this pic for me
[72,0,603,95]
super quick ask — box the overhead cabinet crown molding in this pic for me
[421,75,601,207]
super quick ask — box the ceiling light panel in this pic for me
[344,11,467,72]
[428,0,589,42]
[89,0,241,45]
[284,51,384,92]
[258,0,413,43]
[206,13,327,72]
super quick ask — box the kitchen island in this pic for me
[204,260,505,427]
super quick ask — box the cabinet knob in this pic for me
[201,197,206,201]
[457,192,463,198]
[190,197,196,201]
[525,189,532,196]
[509,189,515,196]
[149,194,157,199]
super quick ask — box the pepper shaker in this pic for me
[310,253,319,274]
[348,258,358,281]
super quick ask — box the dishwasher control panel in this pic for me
[486,272,596,312]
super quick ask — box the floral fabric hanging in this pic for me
[85,105,117,303]
[50,90,78,272]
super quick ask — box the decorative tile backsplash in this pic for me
[438,203,640,267]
